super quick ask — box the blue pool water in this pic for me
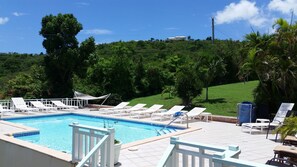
[5,114,181,153]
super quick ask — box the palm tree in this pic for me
[196,55,226,101]
[241,18,297,113]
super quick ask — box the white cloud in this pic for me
[165,27,179,30]
[0,17,9,25]
[215,0,267,27]
[76,2,89,6]
[268,0,297,15]
[12,12,25,17]
[84,29,113,35]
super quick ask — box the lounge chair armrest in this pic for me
[272,120,282,125]
[256,118,270,123]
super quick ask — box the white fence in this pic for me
[0,97,88,109]
[70,123,115,167]
[158,137,273,167]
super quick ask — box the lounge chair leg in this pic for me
[274,132,279,142]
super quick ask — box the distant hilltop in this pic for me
[167,36,187,41]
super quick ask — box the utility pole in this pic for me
[290,10,294,25]
[212,17,215,44]
[205,17,215,101]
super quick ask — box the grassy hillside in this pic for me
[129,80,258,117]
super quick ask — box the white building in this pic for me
[167,36,187,41]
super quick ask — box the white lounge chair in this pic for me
[11,97,39,113]
[151,105,185,121]
[30,101,57,112]
[99,102,130,113]
[242,103,295,135]
[130,104,164,118]
[175,107,206,123]
[51,100,78,110]
[0,104,14,116]
[112,103,147,115]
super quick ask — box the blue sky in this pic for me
[0,0,296,53]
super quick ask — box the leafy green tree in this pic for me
[76,37,96,78]
[103,44,135,100]
[146,67,164,95]
[134,56,148,96]
[40,13,95,97]
[84,57,112,95]
[175,65,203,106]
[161,85,176,99]
[6,65,45,98]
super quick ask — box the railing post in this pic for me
[213,152,225,167]
[199,148,205,166]
[106,128,115,167]
[170,136,179,167]
[228,145,240,159]
[72,122,79,163]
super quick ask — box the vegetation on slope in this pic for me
[129,80,258,117]
[1,14,297,117]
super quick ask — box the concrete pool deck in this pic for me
[0,109,280,167]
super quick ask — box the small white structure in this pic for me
[167,36,187,41]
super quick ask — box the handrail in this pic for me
[70,123,115,167]
[69,123,110,133]
[158,136,273,167]
[171,139,226,152]
[76,135,109,167]
[157,145,176,166]
[157,112,188,135]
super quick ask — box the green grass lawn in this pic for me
[129,80,258,117]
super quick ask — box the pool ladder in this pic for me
[103,120,111,128]
[156,113,189,136]
[103,120,118,128]
[156,117,180,135]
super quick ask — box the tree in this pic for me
[240,18,297,114]
[196,54,226,101]
[175,65,203,106]
[134,56,148,96]
[105,44,135,100]
[6,65,45,98]
[146,67,164,95]
[76,37,96,78]
[40,13,95,97]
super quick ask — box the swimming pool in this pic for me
[5,113,182,153]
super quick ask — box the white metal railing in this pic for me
[0,100,11,109]
[158,137,273,167]
[0,97,88,109]
[70,123,115,167]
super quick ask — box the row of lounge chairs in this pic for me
[97,102,207,123]
[0,97,78,116]
[1,98,208,123]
